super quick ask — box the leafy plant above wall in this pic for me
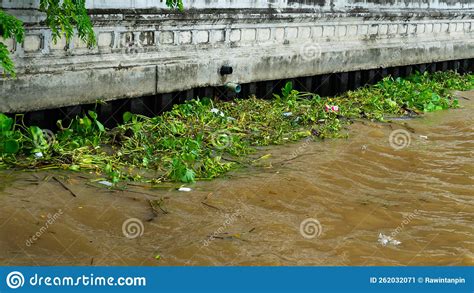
[0,0,183,77]
[39,0,96,48]
[166,0,184,11]
[0,9,25,77]
[0,0,95,77]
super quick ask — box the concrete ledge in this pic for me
[0,66,156,113]
[2,37,472,113]
[0,4,473,112]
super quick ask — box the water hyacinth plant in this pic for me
[0,71,472,184]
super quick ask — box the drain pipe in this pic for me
[220,65,241,93]
[225,82,241,93]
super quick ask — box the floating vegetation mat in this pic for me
[1,71,473,185]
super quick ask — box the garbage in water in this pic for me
[98,180,113,187]
[210,108,225,117]
[325,105,339,113]
[178,187,192,192]
[378,233,402,246]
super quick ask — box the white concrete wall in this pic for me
[2,0,473,10]
[0,1,473,112]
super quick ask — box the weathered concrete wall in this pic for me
[3,0,473,10]
[0,0,473,112]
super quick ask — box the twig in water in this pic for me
[149,198,169,215]
[52,176,79,197]
[201,201,222,211]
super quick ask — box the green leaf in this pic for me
[69,165,80,171]
[282,81,293,98]
[2,139,19,154]
[123,112,133,123]
[95,120,105,132]
[80,117,92,131]
[180,168,195,183]
[0,113,13,132]
[451,99,459,108]
[28,126,43,141]
[88,110,98,120]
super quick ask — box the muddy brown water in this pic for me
[0,91,473,266]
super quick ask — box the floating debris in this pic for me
[325,105,339,113]
[0,72,471,185]
[210,108,225,117]
[178,187,192,192]
[98,180,113,187]
[378,233,401,246]
[52,176,79,197]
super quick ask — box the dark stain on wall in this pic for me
[287,0,327,7]
[19,59,474,129]
[349,0,469,5]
